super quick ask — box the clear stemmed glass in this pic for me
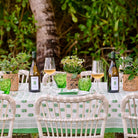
[119,56,126,83]
[44,57,56,87]
[91,60,104,93]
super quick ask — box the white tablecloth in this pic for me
[1,82,138,133]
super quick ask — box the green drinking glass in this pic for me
[0,78,11,94]
[54,74,66,88]
[78,78,91,91]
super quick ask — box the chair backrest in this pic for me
[81,71,100,83]
[121,93,138,138]
[35,94,109,138]
[42,71,66,86]
[18,70,29,83]
[0,94,16,138]
[81,71,92,80]
[119,73,123,82]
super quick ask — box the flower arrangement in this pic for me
[61,55,84,74]
[61,55,84,89]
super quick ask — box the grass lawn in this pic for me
[104,133,115,138]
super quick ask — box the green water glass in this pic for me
[0,78,11,94]
[54,74,66,88]
[78,78,91,91]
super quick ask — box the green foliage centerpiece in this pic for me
[119,56,138,91]
[0,53,31,74]
[61,55,84,89]
[0,53,31,91]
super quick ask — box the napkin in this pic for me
[58,91,78,95]
[58,88,78,95]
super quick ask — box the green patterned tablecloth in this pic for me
[0,82,138,133]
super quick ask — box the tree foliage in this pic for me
[0,0,137,70]
[0,0,36,57]
[57,0,137,60]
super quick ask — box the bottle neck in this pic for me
[112,57,116,62]
[32,58,36,62]
[111,58,116,66]
[31,58,36,69]
[30,58,39,74]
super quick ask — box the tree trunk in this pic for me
[29,0,60,72]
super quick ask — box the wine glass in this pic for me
[44,57,56,86]
[91,60,104,93]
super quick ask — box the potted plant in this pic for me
[119,56,138,91]
[61,55,84,89]
[0,53,31,91]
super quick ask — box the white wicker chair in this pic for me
[121,93,138,138]
[119,73,123,82]
[42,71,66,86]
[81,71,100,83]
[35,94,109,138]
[18,70,29,83]
[80,71,92,80]
[0,94,16,138]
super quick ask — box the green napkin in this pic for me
[58,89,78,95]
[58,91,78,95]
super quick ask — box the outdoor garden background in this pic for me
[0,0,137,71]
[0,0,137,137]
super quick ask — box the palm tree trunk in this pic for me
[29,0,60,72]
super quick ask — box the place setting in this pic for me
[42,72,93,96]
[42,56,94,96]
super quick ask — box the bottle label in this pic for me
[31,76,39,90]
[111,77,118,91]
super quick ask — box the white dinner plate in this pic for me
[78,90,90,96]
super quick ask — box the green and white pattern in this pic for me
[0,82,138,133]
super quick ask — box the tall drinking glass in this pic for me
[44,57,56,86]
[91,60,104,93]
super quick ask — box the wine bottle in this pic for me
[29,51,40,92]
[108,51,119,93]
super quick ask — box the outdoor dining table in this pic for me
[1,82,138,134]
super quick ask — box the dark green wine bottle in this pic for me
[29,51,40,92]
[107,51,119,93]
